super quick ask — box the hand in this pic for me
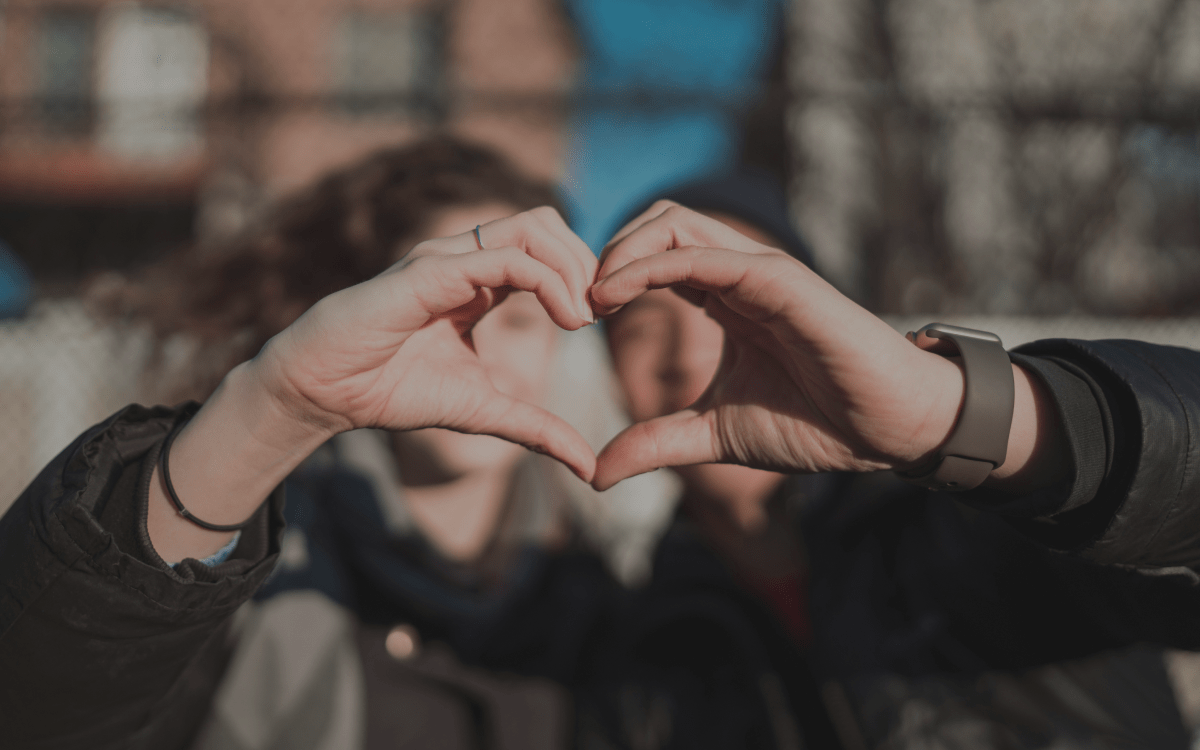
[589,202,969,490]
[254,207,599,480]
[149,208,599,564]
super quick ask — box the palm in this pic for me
[591,205,963,489]
[695,294,942,473]
[254,209,599,480]
[357,321,513,434]
[704,338,858,475]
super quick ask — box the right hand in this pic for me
[590,203,967,490]
[252,207,599,480]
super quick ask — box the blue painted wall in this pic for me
[0,242,33,319]
[561,0,782,251]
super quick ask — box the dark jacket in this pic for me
[797,341,1200,747]
[2,339,1200,749]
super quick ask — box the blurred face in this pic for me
[392,203,560,482]
[606,212,785,527]
[607,288,723,424]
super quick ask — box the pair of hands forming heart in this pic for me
[255,203,968,491]
[152,201,1062,563]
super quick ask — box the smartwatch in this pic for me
[895,323,1015,491]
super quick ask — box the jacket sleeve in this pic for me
[0,404,284,750]
[964,339,1200,572]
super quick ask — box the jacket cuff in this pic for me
[0,404,285,747]
[183,531,242,569]
[0,403,283,633]
[958,351,1108,520]
[999,339,1200,569]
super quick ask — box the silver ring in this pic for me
[473,225,485,250]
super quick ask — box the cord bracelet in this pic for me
[159,416,257,532]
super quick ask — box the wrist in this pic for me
[146,359,335,563]
[894,349,966,470]
[895,357,1068,492]
[247,335,353,439]
[985,364,1069,490]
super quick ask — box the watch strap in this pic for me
[896,323,1015,491]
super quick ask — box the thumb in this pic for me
[468,392,597,483]
[592,409,717,491]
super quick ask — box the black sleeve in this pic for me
[961,339,1200,571]
[0,404,284,750]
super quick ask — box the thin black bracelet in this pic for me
[159,416,256,532]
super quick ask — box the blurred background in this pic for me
[1,0,1198,513]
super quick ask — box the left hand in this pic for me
[149,207,599,563]
[255,207,599,478]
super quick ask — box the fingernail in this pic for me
[579,301,594,325]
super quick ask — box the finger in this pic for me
[596,205,774,284]
[528,205,599,283]
[398,210,595,325]
[482,209,596,324]
[591,246,802,320]
[526,207,599,322]
[467,392,598,483]
[400,247,586,332]
[592,409,717,491]
[597,199,679,267]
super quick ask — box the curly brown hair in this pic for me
[102,136,561,400]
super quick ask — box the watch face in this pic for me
[923,323,1003,345]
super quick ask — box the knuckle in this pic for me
[530,205,562,223]
[405,253,438,272]
[764,252,800,272]
[402,236,463,264]
[661,203,691,221]
[508,217,535,247]
[515,208,542,227]
[403,239,435,260]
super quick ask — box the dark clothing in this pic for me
[3,338,1200,748]
[575,511,844,749]
[796,339,1200,746]
[263,440,616,682]
[262,437,837,749]
[803,340,1200,681]
[0,405,283,750]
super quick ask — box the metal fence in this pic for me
[787,0,1200,316]
[0,302,148,515]
[3,0,1200,523]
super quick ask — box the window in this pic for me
[34,9,96,136]
[96,6,208,160]
[335,10,443,117]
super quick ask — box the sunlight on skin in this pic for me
[598,205,1065,506]
[606,212,789,533]
[145,204,596,565]
[391,203,563,562]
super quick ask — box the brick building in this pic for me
[0,0,576,283]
